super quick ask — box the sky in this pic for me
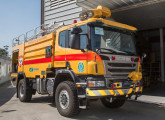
[0,0,40,55]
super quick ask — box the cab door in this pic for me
[65,25,88,75]
[54,30,66,68]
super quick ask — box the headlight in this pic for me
[88,81,105,87]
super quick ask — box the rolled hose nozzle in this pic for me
[128,71,142,81]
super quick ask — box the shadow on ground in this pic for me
[143,83,165,97]
[31,95,56,107]
[30,95,165,120]
[72,100,165,120]
[0,82,16,106]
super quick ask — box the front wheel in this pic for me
[101,97,125,108]
[55,81,80,117]
[18,79,32,102]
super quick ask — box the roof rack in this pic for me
[12,22,64,47]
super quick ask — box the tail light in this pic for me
[112,84,116,90]
[131,57,134,62]
[112,56,115,60]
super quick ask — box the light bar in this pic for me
[79,6,111,21]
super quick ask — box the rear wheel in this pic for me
[55,81,80,117]
[18,79,32,102]
[101,97,125,108]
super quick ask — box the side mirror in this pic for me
[142,53,147,58]
[71,34,80,49]
[70,27,82,49]
[71,26,82,34]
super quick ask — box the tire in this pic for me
[101,97,125,108]
[18,79,32,102]
[55,81,80,117]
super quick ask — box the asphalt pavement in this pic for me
[0,82,165,120]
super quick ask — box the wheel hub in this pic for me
[20,84,24,98]
[59,90,69,109]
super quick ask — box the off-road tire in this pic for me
[55,81,80,117]
[101,97,125,108]
[18,79,32,102]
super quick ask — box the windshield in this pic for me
[90,25,137,55]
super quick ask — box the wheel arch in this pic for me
[53,69,77,95]
[16,72,30,98]
[16,72,26,88]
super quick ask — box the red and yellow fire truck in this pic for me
[11,6,143,117]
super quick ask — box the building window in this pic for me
[50,0,76,8]
[59,30,66,47]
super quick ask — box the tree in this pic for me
[0,48,8,57]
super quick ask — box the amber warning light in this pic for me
[79,6,111,21]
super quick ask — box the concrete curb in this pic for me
[129,99,165,107]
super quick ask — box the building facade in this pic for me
[41,0,83,25]
[0,57,11,85]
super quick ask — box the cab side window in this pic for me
[68,25,87,49]
[80,25,87,49]
[59,30,66,47]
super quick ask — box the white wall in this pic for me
[0,57,11,85]
[42,0,83,25]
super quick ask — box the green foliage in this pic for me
[0,48,8,57]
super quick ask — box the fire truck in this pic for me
[11,6,143,117]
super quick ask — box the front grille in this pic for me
[108,69,136,73]
[104,61,138,77]
[108,63,136,67]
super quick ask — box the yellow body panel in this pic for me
[12,33,55,78]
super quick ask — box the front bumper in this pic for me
[85,86,142,98]
[86,88,133,97]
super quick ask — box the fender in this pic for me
[16,72,26,88]
[53,69,83,97]
[16,72,31,97]
[55,69,79,83]
[53,69,87,97]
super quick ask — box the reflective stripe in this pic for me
[114,90,120,96]
[86,88,133,97]
[92,90,101,96]
[104,90,112,95]
[140,87,143,91]
[135,87,139,92]
[134,86,143,93]
[117,89,124,95]
[98,90,107,96]
[86,90,96,96]
[108,90,115,95]
[127,88,133,94]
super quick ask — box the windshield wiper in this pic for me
[122,50,136,56]
[97,48,118,54]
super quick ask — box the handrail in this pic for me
[12,21,64,47]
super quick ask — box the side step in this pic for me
[78,95,86,98]
[78,95,88,109]
[79,106,87,109]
